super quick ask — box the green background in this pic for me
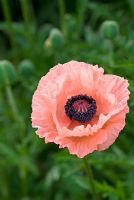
[0,0,134,199]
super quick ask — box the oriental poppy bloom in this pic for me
[31,61,130,158]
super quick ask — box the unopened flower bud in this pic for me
[48,28,64,48]
[0,60,16,86]
[100,20,119,39]
[18,60,35,79]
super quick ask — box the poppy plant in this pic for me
[31,61,130,158]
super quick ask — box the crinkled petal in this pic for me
[97,107,128,151]
[31,87,58,142]
[55,129,107,158]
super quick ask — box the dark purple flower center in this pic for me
[64,94,97,123]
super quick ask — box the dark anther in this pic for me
[64,94,97,123]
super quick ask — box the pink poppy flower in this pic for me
[31,61,130,158]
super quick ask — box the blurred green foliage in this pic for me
[0,0,134,199]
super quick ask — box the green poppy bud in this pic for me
[47,28,64,48]
[18,60,35,79]
[0,60,16,86]
[100,20,119,39]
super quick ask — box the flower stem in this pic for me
[107,39,114,67]
[83,157,99,200]
[77,0,88,38]
[58,0,66,35]
[1,0,18,61]
[5,84,27,196]
[5,85,25,139]
[20,0,36,59]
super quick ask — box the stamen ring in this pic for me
[64,94,97,123]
